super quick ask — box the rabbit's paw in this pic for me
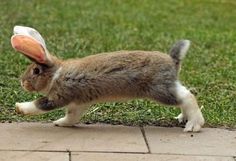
[175,113,187,123]
[53,117,76,127]
[16,103,25,115]
[184,111,204,132]
[15,102,40,115]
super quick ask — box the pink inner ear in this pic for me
[11,35,45,63]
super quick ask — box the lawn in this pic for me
[0,0,235,128]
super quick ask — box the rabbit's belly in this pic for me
[90,96,134,104]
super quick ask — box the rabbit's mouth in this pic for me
[21,81,35,92]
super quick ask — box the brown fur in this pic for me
[12,27,188,110]
[21,50,179,111]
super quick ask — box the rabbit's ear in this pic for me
[13,26,47,50]
[11,34,51,65]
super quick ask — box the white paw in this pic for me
[15,102,44,115]
[175,113,187,123]
[184,111,204,132]
[53,117,77,127]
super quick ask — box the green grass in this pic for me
[0,0,235,128]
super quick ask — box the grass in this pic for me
[0,0,235,128]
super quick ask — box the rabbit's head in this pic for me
[11,26,61,93]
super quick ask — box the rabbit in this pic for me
[11,25,204,132]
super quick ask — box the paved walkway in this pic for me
[0,123,235,161]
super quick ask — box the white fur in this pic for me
[174,81,204,132]
[179,40,190,60]
[15,101,45,115]
[48,67,62,92]
[53,103,89,127]
[174,113,186,123]
[175,81,191,100]
[52,67,62,81]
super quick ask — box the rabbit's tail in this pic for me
[169,40,191,71]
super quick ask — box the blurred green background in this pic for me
[0,0,235,128]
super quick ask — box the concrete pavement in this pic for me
[0,123,235,161]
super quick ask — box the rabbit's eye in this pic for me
[33,67,40,75]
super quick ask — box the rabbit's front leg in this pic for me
[15,96,68,115]
[16,101,45,115]
[53,103,90,127]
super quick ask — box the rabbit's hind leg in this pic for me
[150,81,204,132]
[174,81,204,132]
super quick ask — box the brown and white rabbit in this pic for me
[11,26,204,132]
